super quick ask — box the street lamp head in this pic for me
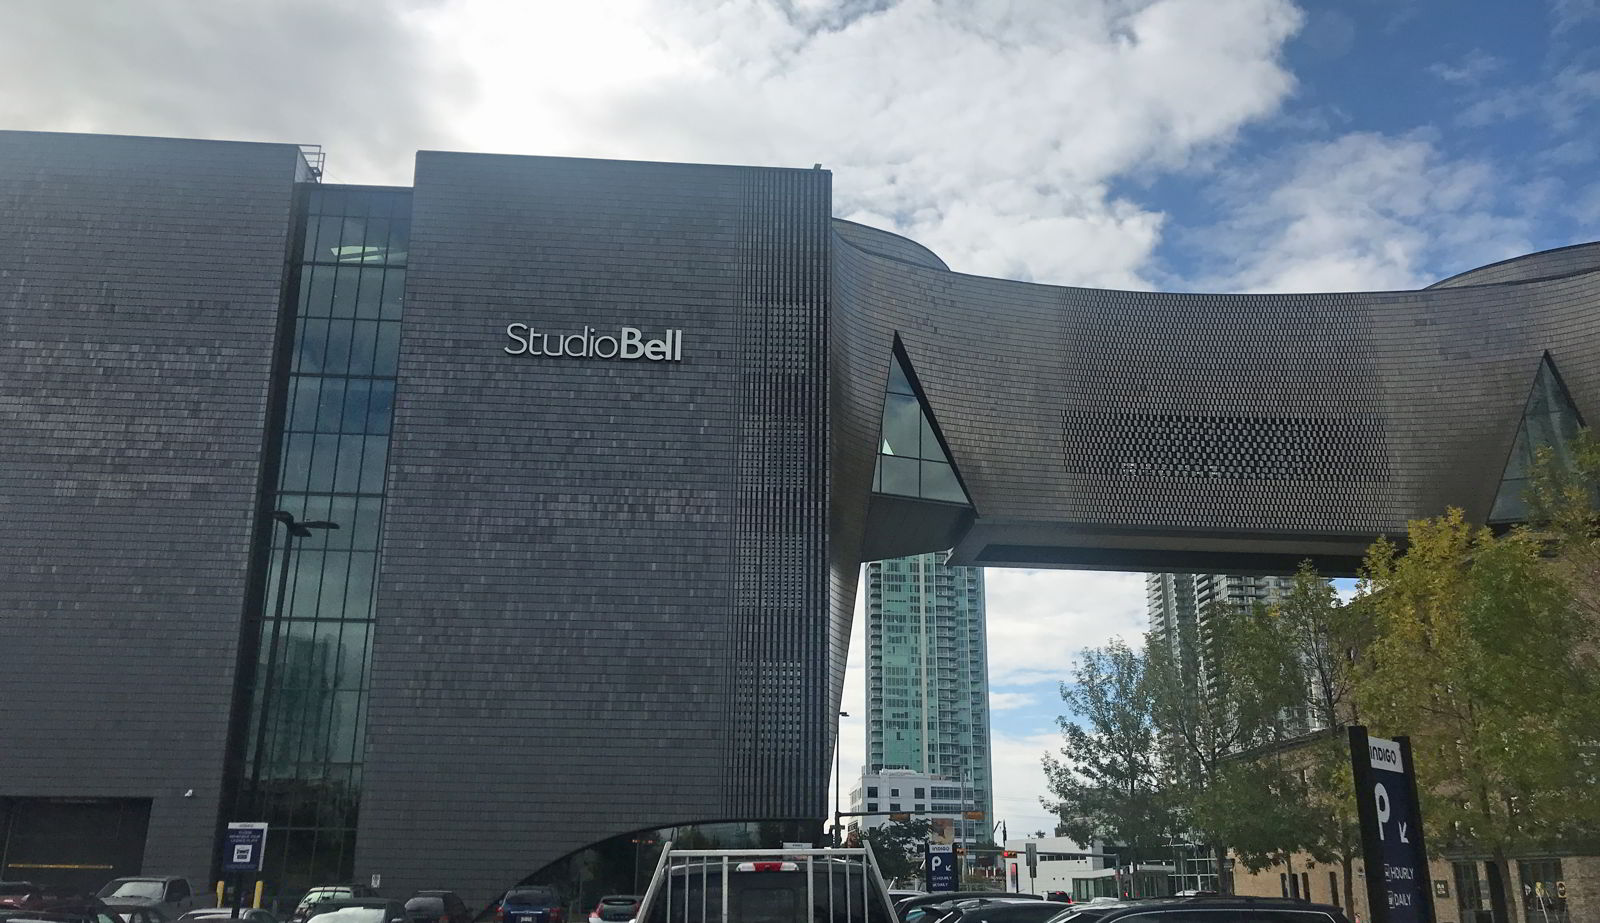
[271,510,340,537]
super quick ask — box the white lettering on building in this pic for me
[504,323,683,361]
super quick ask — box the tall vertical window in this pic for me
[236,185,409,893]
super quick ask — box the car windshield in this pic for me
[505,893,556,907]
[307,911,387,923]
[1111,914,1339,922]
[0,886,37,896]
[969,906,1071,923]
[404,901,442,913]
[104,884,165,901]
[303,893,351,907]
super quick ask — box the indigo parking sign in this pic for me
[223,822,268,873]
[925,843,956,892]
[1349,728,1434,923]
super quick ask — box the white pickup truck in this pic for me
[634,845,899,923]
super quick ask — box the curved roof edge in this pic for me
[830,218,950,271]
[1429,240,1600,289]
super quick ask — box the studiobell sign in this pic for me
[1349,726,1436,923]
[504,323,683,361]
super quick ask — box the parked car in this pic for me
[638,848,898,923]
[175,908,279,923]
[898,895,1037,923]
[0,884,45,911]
[404,894,470,923]
[1042,896,1350,923]
[496,889,563,923]
[292,889,379,923]
[104,904,171,923]
[0,895,120,923]
[930,902,1071,923]
[304,901,409,923]
[96,880,197,920]
[585,897,640,923]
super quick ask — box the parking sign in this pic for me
[223,822,268,873]
[1349,728,1434,923]
[926,843,956,891]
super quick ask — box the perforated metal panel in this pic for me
[727,168,833,817]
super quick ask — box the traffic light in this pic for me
[962,811,984,820]
[888,812,911,822]
[1002,850,1017,858]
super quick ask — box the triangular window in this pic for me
[1489,354,1584,523]
[872,350,971,505]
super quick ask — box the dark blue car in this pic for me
[498,889,563,923]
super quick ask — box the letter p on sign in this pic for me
[1375,782,1391,840]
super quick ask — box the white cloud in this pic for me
[1428,50,1502,86]
[0,0,467,186]
[983,570,1148,686]
[989,690,1039,711]
[428,0,1305,287]
[1552,0,1600,32]
[990,729,1065,839]
[1188,131,1535,293]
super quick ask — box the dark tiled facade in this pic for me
[0,132,303,883]
[3,131,1599,907]
[359,154,831,900]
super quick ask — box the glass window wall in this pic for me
[871,353,971,505]
[1490,355,1583,523]
[236,185,409,901]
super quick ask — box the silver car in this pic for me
[97,879,199,920]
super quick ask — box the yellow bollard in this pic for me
[253,881,264,910]
[216,882,225,909]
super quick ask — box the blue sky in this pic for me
[1140,1,1600,292]
[4,0,1597,841]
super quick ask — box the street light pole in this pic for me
[834,710,850,846]
[631,838,655,893]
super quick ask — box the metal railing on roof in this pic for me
[297,144,326,182]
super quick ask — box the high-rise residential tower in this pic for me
[864,554,993,844]
[1146,573,1300,678]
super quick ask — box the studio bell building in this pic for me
[2,131,1597,905]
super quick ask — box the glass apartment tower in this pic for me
[1145,573,1299,684]
[864,553,992,844]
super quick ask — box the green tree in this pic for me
[1529,428,1600,622]
[862,817,932,884]
[1355,507,1600,921]
[1152,564,1364,905]
[1043,640,1174,867]
[1267,563,1364,912]
[1145,584,1326,892]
